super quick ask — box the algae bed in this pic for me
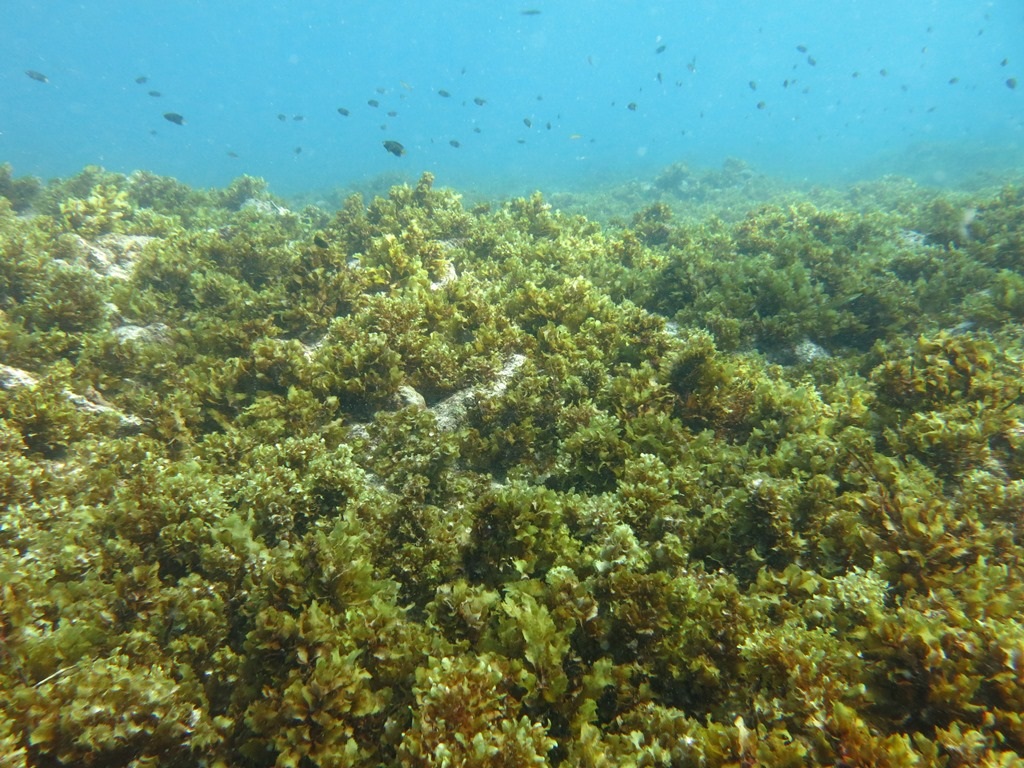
[2,161,1024,767]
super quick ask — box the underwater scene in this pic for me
[2,1,1024,766]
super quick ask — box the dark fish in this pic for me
[546,121,551,129]
[656,72,662,83]
[278,113,287,121]
[749,80,757,90]
[382,140,405,156]
[655,44,666,54]
[293,115,304,121]
[852,71,860,78]
[449,139,461,148]
[516,138,526,144]
[368,99,380,107]
[523,117,532,127]
[25,70,48,83]
[294,146,302,154]
[438,89,451,97]
[627,102,637,111]
[473,126,482,133]
[473,97,486,106]
[520,9,541,15]
[1001,58,1009,67]
[135,75,149,84]
[1008,78,1018,90]
[879,68,888,76]
[313,234,329,248]
[337,107,350,116]
[756,101,766,110]
[796,44,808,53]
[948,77,959,85]
[807,56,816,66]
[227,151,239,158]
[148,90,162,97]
[387,110,398,117]
[163,112,185,125]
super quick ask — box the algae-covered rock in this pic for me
[2,166,1024,766]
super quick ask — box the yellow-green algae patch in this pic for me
[2,162,1024,766]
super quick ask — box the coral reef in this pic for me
[1,163,1024,766]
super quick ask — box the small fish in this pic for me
[472,126,482,133]
[337,107,350,116]
[516,138,526,144]
[948,77,959,85]
[756,101,766,110]
[520,9,541,15]
[375,86,387,94]
[294,146,302,154]
[569,133,582,140]
[135,75,149,84]
[438,89,451,97]
[293,115,304,121]
[1008,78,1018,90]
[686,56,697,73]
[367,99,380,107]
[796,45,808,53]
[627,102,637,111]
[449,139,461,148]
[313,234,329,248]
[655,44,666,54]
[523,117,532,127]
[382,140,405,156]
[807,56,817,66]
[749,80,757,90]
[879,68,888,76]
[227,151,239,158]
[546,121,551,129]
[148,90,162,97]
[473,97,486,106]
[25,70,48,83]
[387,110,398,117]
[1001,58,1009,67]
[163,112,185,125]
[278,113,287,121]
[852,71,860,78]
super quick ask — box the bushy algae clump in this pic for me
[1,163,1024,767]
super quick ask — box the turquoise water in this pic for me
[3,1,1022,195]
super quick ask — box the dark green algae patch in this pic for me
[2,161,1024,767]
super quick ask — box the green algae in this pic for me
[1,163,1024,766]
